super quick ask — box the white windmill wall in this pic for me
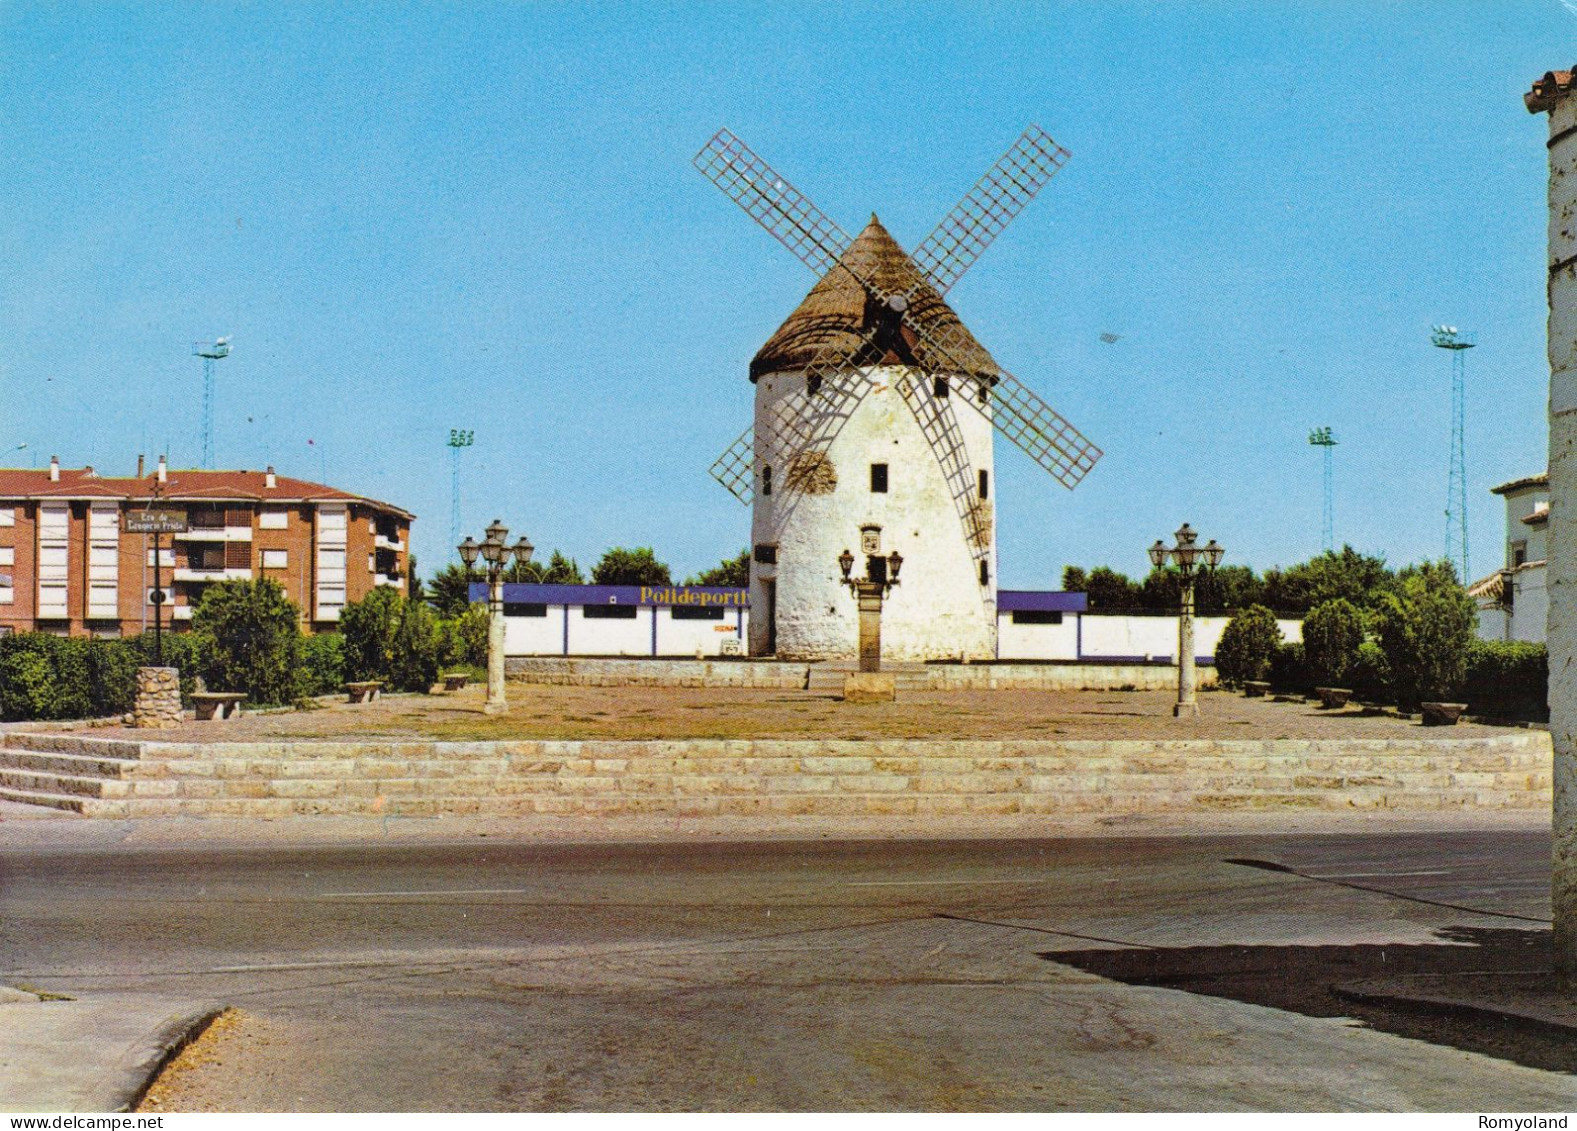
[748,365,997,661]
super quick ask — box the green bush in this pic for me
[1302,598,1366,687]
[1460,640,1547,722]
[1214,605,1283,686]
[1348,640,1391,702]
[341,587,442,692]
[298,632,345,697]
[1374,562,1477,709]
[85,638,140,718]
[1268,640,1315,692]
[190,578,306,707]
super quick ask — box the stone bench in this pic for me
[1243,681,1272,698]
[1315,687,1352,709]
[1421,701,1468,727]
[191,692,246,721]
[442,673,469,692]
[344,680,385,704]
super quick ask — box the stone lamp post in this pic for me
[1149,523,1223,718]
[459,518,533,715]
[837,525,903,702]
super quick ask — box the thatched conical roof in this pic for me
[750,215,999,381]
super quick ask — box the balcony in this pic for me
[171,606,193,621]
[374,534,405,552]
[374,575,404,588]
[173,567,253,583]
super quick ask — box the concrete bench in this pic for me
[1420,701,1468,727]
[1315,687,1352,709]
[192,692,246,721]
[344,680,385,704]
[442,673,469,692]
[1242,681,1272,698]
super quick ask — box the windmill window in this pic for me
[753,543,777,565]
[979,560,990,586]
[870,463,888,493]
[933,376,949,398]
[978,470,989,500]
[1512,541,1528,567]
[806,374,823,396]
[977,380,990,405]
[762,465,773,496]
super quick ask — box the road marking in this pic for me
[318,888,538,898]
[842,879,1038,887]
[1303,869,1452,880]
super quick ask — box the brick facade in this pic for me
[0,459,413,637]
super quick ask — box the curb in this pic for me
[112,1004,225,1113]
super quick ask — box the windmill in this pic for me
[694,126,1101,661]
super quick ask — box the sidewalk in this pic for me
[0,987,220,1113]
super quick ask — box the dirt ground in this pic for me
[35,684,1530,743]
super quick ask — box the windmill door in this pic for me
[763,579,777,655]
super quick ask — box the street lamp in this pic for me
[458,518,533,714]
[1149,523,1224,718]
[838,524,903,673]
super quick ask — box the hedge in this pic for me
[1459,640,1547,722]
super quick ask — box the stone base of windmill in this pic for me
[842,673,896,703]
[131,666,183,728]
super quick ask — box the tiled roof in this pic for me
[1490,472,1548,496]
[0,468,414,519]
[1527,70,1577,114]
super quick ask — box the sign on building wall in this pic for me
[123,509,189,534]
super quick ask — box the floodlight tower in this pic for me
[447,428,474,549]
[1308,427,1337,552]
[192,337,231,469]
[1431,325,1475,580]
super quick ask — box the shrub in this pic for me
[85,638,140,718]
[1214,605,1283,687]
[388,598,443,693]
[1268,640,1315,692]
[0,634,73,720]
[298,632,345,697]
[1460,640,1547,722]
[341,587,441,692]
[190,578,306,707]
[1349,640,1391,702]
[1374,562,1477,708]
[1302,598,1366,687]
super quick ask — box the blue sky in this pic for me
[1,2,1573,588]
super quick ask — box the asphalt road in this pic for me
[1,828,1571,1111]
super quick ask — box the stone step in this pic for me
[0,784,91,813]
[2,733,143,760]
[806,663,932,693]
[0,748,140,779]
[0,768,127,799]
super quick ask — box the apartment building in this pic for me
[0,457,413,637]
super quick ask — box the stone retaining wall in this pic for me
[9,731,1549,820]
[504,657,1194,691]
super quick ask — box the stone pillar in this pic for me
[1175,577,1198,718]
[1527,68,1577,979]
[856,584,883,673]
[485,570,507,715]
[132,666,182,729]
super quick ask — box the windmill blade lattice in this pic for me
[694,130,854,279]
[912,125,1070,297]
[708,425,756,504]
[896,373,992,564]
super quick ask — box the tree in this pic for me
[1261,546,1392,614]
[1061,566,1087,592]
[424,563,477,617]
[1199,565,1265,614]
[1374,560,1477,708]
[1214,604,1284,687]
[592,546,672,586]
[1081,566,1143,612]
[190,578,305,706]
[506,549,586,584]
[1302,598,1366,686]
[687,549,749,587]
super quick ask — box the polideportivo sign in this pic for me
[473,582,749,608]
